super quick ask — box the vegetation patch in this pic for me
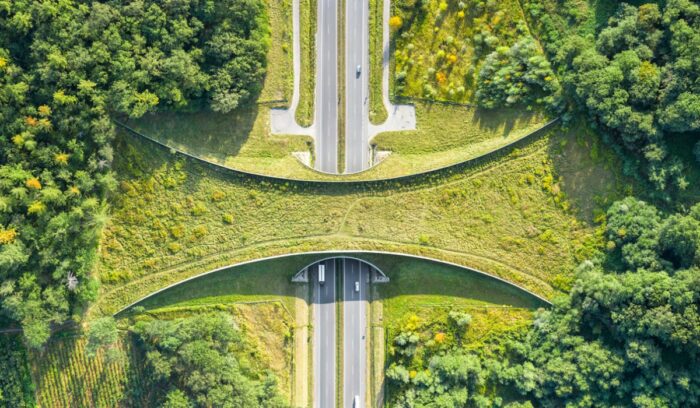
[385,307,532,405]
[94,124,626,314]
[28,333,146,407]
[296,0,317,127]
[0,334,35,407]
[129,311,287,407]
[390,0,535,102]
[0,0,272,348]
[370,102,549,177]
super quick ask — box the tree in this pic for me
[85,317,121,362]
[132,313,288,408]
[554,0,700,194]
[0,0,269,346]
[476,37,561,109]
[507,198,700,407]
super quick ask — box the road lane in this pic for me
[345,0,370,173]
[343,259,367,407]
[315,0,339,173]
[314,260,336,408]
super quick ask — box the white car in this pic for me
[356,65,361,76]
[354,395,360,407]
[355,281,360,292]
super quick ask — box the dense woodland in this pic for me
[0,0,268,347]
[387,198,700,407]
[132,313,287,408]
[524,0,700,197]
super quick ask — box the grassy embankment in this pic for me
[296,0,316,127]
[369,0,387,124]
[124,0,553,180]
[93,118,628,318]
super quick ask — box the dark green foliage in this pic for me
[506,198,700,407]
[604,197,700,272]
[0,0,267,347]
[0,335,35,408]
[132,313,287,408]
[510,266,700,407]
[552,0,700,194]
[389,198,700,407]
[476,37,561,109]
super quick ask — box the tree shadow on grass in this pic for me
[118,253,547,317]
[124,103,260,163]
[545,120,631,223]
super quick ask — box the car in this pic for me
[355,281,359,292]
[318,263,325,285]
[354,395,360,407]
[356,64,361,76]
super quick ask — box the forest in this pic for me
[525,0,700,197]
[387,198,700,407]
[0,0,268,347]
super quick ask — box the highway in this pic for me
[345,0,370,173]
[313,260,336,408]
[343,259,368,407]
[315,0,339,173]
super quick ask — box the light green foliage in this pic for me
[392,0,537,102]
[385,307,533,406]
[476,37,561,109]
[85,317,121,363]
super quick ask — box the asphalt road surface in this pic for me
[314,260,336,408]
[315,0,339,173]
[343,259,368,407]
[345,0,370,173]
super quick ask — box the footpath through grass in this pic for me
[93,118,628,316]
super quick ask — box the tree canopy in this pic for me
[0,0,268,347]
[555,0,700,194]
[386,198,700,407]
[132,313,287,408]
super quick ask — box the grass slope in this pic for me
[93,120,626,316]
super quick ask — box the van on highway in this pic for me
[318,264,325,285]
[354,395,360,407]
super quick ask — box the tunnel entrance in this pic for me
[290,256,389,283]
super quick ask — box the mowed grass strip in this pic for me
[95,122,626,315]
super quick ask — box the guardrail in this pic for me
[114,116,560,186]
